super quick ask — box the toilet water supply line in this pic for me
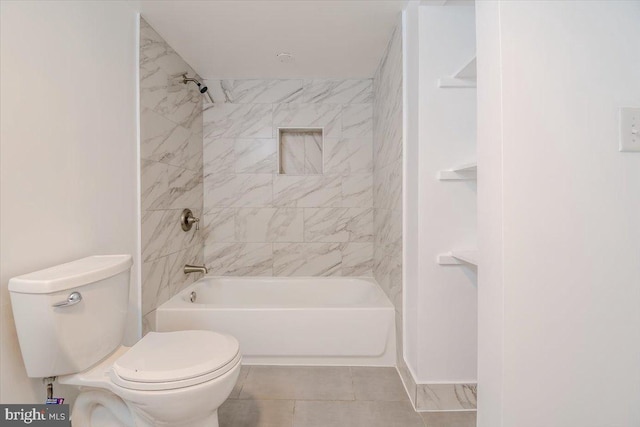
[43,377,64,404]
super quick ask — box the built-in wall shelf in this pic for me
[438,57,477,88]
[437,250,479,266]
[438,162,477,180]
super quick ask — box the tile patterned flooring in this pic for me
[219,366,476,427]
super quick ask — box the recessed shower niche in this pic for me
[278,128,324,175]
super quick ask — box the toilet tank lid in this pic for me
[9,255,133,294]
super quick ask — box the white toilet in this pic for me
[8,255,241,427]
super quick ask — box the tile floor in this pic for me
[219,366,477,427]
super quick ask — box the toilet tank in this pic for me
[8,255,133,378]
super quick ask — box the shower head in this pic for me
[182,74,213,103]
[182,74,204,89]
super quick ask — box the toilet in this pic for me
[8,255,241,427]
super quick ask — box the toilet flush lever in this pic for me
[52,292,82,308]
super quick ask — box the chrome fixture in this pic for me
[182,74,214,103]
[52,291,82,308]
[180,208,200,231]
[184,264,208,275]
[189,291,197,303]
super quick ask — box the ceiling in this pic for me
[135,0,407,79]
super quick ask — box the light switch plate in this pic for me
[619,107,640,152]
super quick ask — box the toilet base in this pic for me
[67,359,240,427]
[72,390,134,427]
[73,391,221,427]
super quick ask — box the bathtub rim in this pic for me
[158,276,395,310]
[154,276,397,367]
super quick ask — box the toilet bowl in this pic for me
[60,330,241,427]
[8,255,241,427]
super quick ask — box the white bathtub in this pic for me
[155,277,396,366]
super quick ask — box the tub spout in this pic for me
[184,264,208,275]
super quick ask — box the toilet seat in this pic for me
[109,330,240,392]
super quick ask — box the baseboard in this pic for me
[415,382,477,411]
[396,360,477,411]
[396,361,418,407]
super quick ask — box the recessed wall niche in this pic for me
[278,128,324,175]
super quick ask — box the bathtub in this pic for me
[155,277,396,366]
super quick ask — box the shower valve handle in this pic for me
[187,215,199,230]
[180,208,200,231]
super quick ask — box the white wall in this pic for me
[475,0,503,423]
[416,3,477,382]
[0,0,140,404]
[404,2,477,385]
[477,1,640,426]
[402,0,421,383]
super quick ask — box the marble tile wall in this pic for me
[279,130,323,175]
[203,79,374,276]
[140,18,204,332]
[373,22,403,313]
[373,21,407,399]
[416,383,478,411]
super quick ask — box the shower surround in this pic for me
[137,17,409,398]
[372,21,409,403]
[139,18,204,332]
[202,79,374,276]
[134,12,477,412]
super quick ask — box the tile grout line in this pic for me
[292,399,297,427]
[348,366,356,401]
[237,365,250,399]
